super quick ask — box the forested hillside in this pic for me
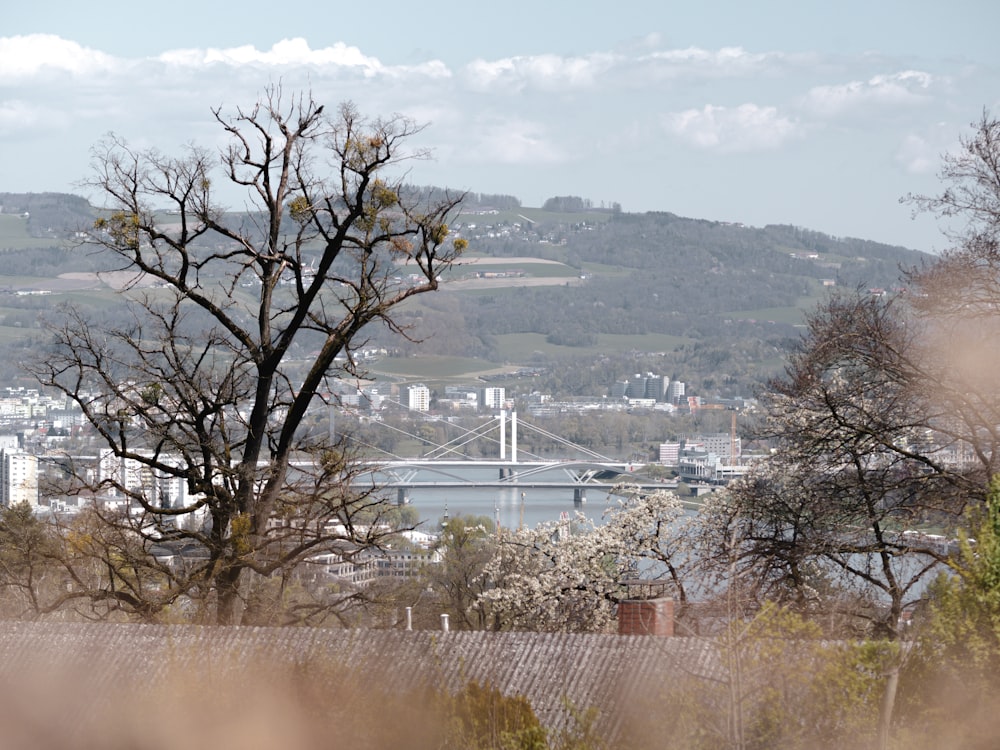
[380,208,928,398]
[0,192,93,235]
[0,192,929,398]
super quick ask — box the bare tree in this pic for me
[902,111,1000,476]
[697,290,984,748]
[28,88,466,625]
[426,515,497,630]
[705,112,1000,747]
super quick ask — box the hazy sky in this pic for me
[2,0,997,251]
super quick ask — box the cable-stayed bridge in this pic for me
[349,410,677,504]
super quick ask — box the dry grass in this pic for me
[0,654,451,750]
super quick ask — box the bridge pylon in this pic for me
[498,409,519,470]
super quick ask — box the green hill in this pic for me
[0,192,929,399]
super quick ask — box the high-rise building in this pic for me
[98,450,194,508]
[626,374,646,399]
[644,375,669,401]
[479,387,506,410]
[406,384,430,412]
[667,380,686,404]
[99,449,143,496]
[658,441,681,465]
[612,374,670,402]
[0,450,37,507]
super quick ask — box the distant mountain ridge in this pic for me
[0,192,93,235]
[0,191,930,397]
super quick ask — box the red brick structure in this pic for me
[618,597,674,636]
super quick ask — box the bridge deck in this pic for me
[371,480,676,490]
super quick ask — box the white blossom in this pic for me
[476,486,690,632]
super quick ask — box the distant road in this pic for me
[452,256,560,266]
[444,276,584,290]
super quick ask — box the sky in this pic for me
[2,0,998,252]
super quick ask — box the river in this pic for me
[402,483,621,531]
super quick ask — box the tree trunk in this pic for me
[877,661,899,750]
[215,565,244,626]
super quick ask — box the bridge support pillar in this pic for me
[499,410,506,461]
[511,410,517,463]
[396,488,410,506]
[573,488,587,508]
[499,466,518,480]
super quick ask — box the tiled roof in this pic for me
[0,622,721,738]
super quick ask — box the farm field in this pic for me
[491,332,688,361]
[0,215,65,250]
[369,355,516,383]
[726,306,808,325]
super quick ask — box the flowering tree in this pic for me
[477,488,687,632]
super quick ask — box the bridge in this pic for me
[348,411,680,506]
[369,458,634,486]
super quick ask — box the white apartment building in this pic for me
[98,450,192,508]
[406,384,430,412]
[0,398,35,420]
[480,386,506,410]
[0,450,38,507]
[98,449,145,497]
[658,441,681,465]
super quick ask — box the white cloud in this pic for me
[463,45,796,93]
[0,35,450,85]
[0,100,44,135]
[662,104,800,152]
[0,31,986,252]
[895,134,937,174]
[646,45,773,70]
[158,38,450,80]
[894,123,959,175]
[0,34,119,79]
[462,117,567,164]
[464,53,618,92]
[803,70,936,118]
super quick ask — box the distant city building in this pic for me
[405,384,430,412]
[688,433,742,460]
[612,373,671,402]
[658,441,681,465]
[627,398,656,409]
[677,450,755,485]
[360,385,387,411]
[443,386,478,409]
[153,459,194,510]
[667,381,685,404]
[625,376,646,400]
[0,450,37,507]
[98,449,143,497]
[338,392,361,408]
[643,374,668,401]
[97,450,194,509]
[480,386,506,410]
